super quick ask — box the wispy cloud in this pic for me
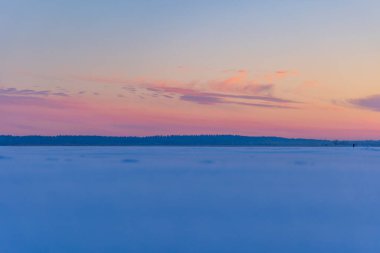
[148,86,297,108]
[0,87,76,111]
[209,70,274,95]
[180,94,294,108]
[348,95,380,112]
[76,71,298,109]
[210,69,297,95]
[0,87,69,97]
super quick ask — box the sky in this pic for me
[1,0,380,139]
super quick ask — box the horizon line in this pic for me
[1,134,379,142]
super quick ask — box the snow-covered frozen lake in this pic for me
[0,147,380,253]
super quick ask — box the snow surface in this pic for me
[0,147,380,252]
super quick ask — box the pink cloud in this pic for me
[75,71,297,109]
[263,70,298,83]
[209,70,274,95]
[146,84,297,108]
[75,70,278,96]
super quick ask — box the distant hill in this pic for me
[0,135,379,146]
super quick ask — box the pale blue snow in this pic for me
[0,147,379,253]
